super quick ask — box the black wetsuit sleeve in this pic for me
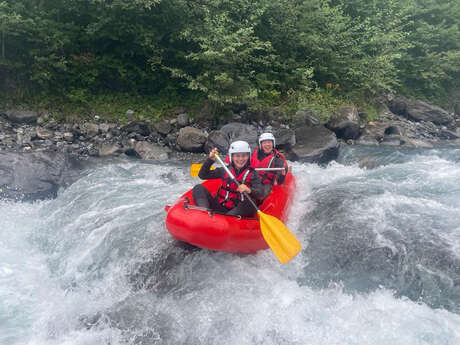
[198,158,225,179]
[248,170,264,199]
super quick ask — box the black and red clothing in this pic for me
[251,148,288,186]
[192,157,264,217]
[216,166,254,209]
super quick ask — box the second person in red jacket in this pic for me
[250,132,288,201]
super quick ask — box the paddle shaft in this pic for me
[257,168,285,171]
[214,154,260,211]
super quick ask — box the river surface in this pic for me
[1,146,460,345]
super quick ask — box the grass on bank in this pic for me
[0,87,383,125]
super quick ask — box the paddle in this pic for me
[214,153,301,263]
[190,163,285,178]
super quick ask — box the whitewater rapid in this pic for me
[1,147,460,345]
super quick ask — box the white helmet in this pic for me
[228,140,251,158]
[258,132,276,148]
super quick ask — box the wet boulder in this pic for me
[98,143,123,156]
[204,122,257,153]
[134,141,171,160]
[4,109,39,124]
[176,127,207,152]
[388,96,453,125]
[406,100,453,125]
[121,121,152,137]
[204,130,229,154]
[288,125,339,164]
[0,151,80,201]
[154,120,172,135]
[327,105,361,140]
[176,113,189,127]
[273,128,296,149]
[292,110,320,127]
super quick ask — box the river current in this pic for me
[1,145,460,345]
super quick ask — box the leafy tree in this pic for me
[397,0,460,101]
[2,0,460,108]
[165,0,280,104]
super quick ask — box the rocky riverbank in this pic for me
[1,95,460,201]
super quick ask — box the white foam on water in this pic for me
[1,158,460,345]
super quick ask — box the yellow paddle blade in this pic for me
[190,163,215,177]
[258,210,301,264]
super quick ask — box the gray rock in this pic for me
[288,125,339,164]
[122,138,137,151]
[176,126,207,152]
[438,129,459,140]
[204,122,258,154]
[0,151,80,201]
[356,136,380,146]
[387,95,409,116]
[166,132,179,150]
[380,135,401,146]
[82,123,100,137]
[36,116,46,125]
[220,122,258,148]
[134,141,171,160]
[406,100,453,125]
[126,109,135,121]
[177,113,189,127]
[99,143,122,156]
[54,132,64,141]
[64,132,74,142]
[274,128,296,148]
[36,127,54,140]
[1,136,15,147]
[383,125,402,136]
[5,110,39,124]
[154,120,172,135]
[327,105,361,140]
[204,130,229,154]
[99,123,111,133]
[16,129,25,146]
[293,110,320,127]
[401,137,434,148]
[121,121,152,136]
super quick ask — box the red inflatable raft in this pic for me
[164,173,296,253]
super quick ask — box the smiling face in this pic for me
[261,140,274,154]
[232,152,250,169]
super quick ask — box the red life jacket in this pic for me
[250,148,287,185]
[216,165,254,210]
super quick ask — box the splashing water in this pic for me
[1,148,460,345]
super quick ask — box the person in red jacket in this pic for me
[250,132,289,200]
[192,141,264,217]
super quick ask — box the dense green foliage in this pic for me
[1,0,459,114]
